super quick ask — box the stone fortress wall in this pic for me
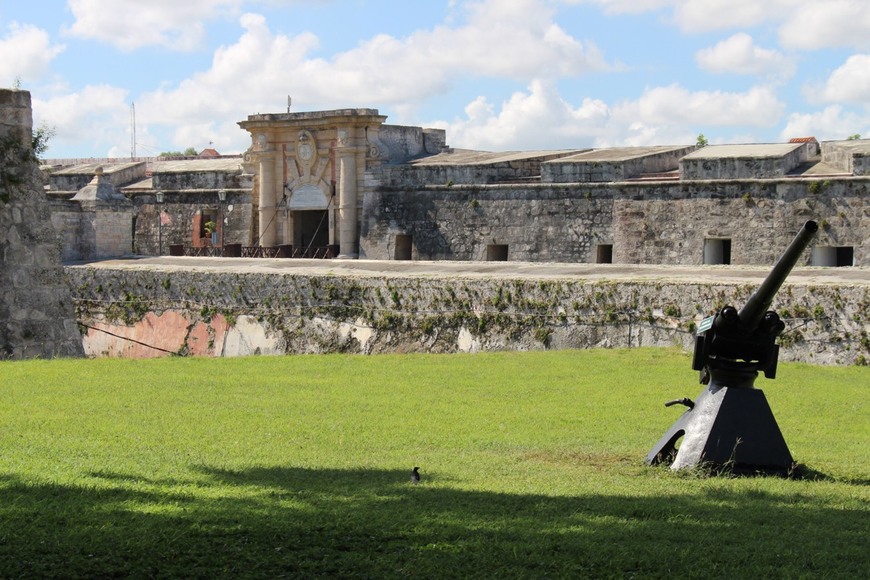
[363,141,868,266]
[361,178,866,265]
[0,89,82,358]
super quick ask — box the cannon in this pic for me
[646,221,818,473]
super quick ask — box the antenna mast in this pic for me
[130,102,136,159]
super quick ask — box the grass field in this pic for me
[0,348,867,578]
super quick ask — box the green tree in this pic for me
[696,133,709,147]
[846,134,861,140]
[32,122,56,159]
[160,146,199,157]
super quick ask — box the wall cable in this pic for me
[78,322,183,356]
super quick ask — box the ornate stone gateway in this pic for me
[239,109,388,258]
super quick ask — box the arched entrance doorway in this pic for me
[284,183,334,256]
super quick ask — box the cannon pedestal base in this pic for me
[646,368,794,474]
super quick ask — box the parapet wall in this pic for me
[0,89,83,358]
[821,140,870,175]
[153,166,247,191]
[542,146,695,183]
[680,144,808,179]
[50,162,146,193]
[377,125,446,162]
[66,264,869,365]
[380,159,543,187]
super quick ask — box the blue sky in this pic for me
[1,0,868,159]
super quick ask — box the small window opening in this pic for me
[394,234,412,260]
[486,244,509,261]
[131,216,137,253]
[812,246,854,267]
[596,244,613,264]
[704,238,731,265]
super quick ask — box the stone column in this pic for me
[336,131,359,258]
[283,210,293,247]
[0,88,32,149]
[258,152,277,247]
[328,203,336,245]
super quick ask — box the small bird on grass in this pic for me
[410,466,421,484]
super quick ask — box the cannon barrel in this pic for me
[738,220,818,330]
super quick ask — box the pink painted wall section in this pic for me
[83,311,229,358]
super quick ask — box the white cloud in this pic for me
[435,81,785,150]
[614,84,784,127]
[572,0,870,50]
[436,80,610,150]
[32,85,130,157]
[568,0,796,31]
[780,1,870,51]
[564,0,674,15]
[342,0,609,83]
[819,55,870,103]
[670,0,796,33]
[65,0,243,51]
[696,33,794,79]
[136,8,610,152]
[597,85,785,146]
[136,14,322,151]
[0,23,65,85]
[781,106,870,142]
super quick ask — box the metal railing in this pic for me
[169,244,337,259]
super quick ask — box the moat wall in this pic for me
[66,266,870,365]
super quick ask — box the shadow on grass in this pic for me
[0,467,867,578]
[791,464,870,486]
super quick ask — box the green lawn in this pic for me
[1,349,867,578]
